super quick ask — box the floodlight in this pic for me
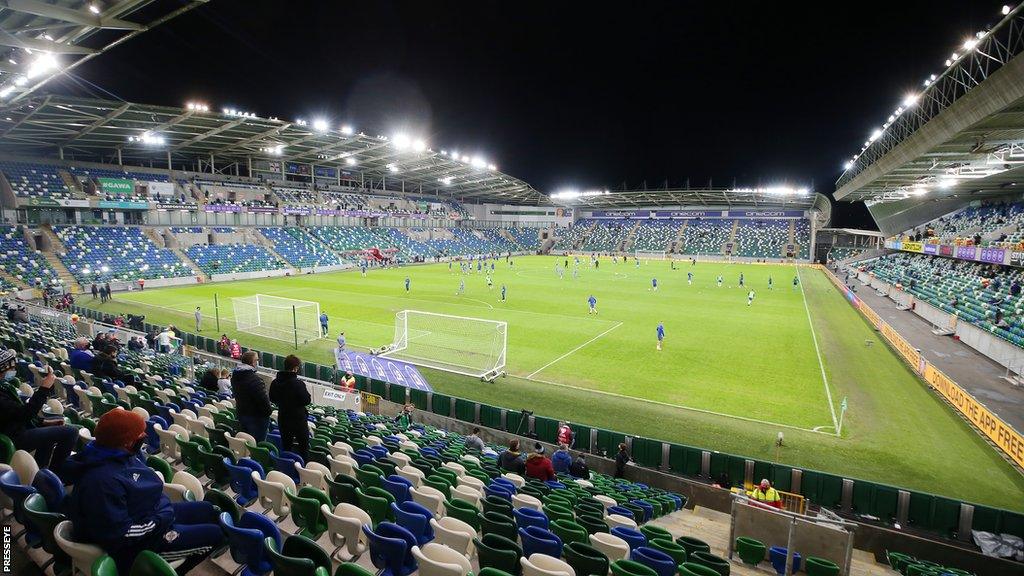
[340,124,353,135]
[869,128,883,142]
[412,139,426,152]
[388,164,399,173]
[487,164,497,170]
[911,186,927,196]
[944,59,952,67]
[14,76,27,86]
[313,118,328,132]
[392,133,411,150]
[471,156,486,168]
[902,93,918,107]
[0,87,14,98]
[461,155,470,163]
[963,38,978,51]
[1004,5,1011,15]
[345,157,356,166]
[89,3,101,14]
[937,178,956,189]
[844,161,853,170]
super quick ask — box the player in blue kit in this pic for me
[656,322,665,350]
[405,276,410,292]
[500,284,507,302]
[587,294,597,314]
[651,277,658,291]
[687,271,693,285]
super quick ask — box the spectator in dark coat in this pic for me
[268,355,311,460]
[0,349,78,476]
[614,442,630,478]
[569,454,590,479]
[199,368,219,393]
[91,345,133,385]
[232,351,271,441]
[498,439,525,474]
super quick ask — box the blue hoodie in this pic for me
[552,449,573,474]
[63,442,173,571]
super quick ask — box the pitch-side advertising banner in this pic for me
[334,348,432,391]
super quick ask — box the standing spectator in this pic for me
[194,307,202,332]
[569,453,590,479]
[498,439,525,474]
[552,443,573,474]
[105,282,112,299]
[156,326,174,353]
[137,278,145,291]
[340,370,356,389]
[98,284,107,303]
[229,339,241,360]
[336,331,346,351]
[91,283,98,299]
[395,403,413,430]
[557,421,574,447]
[0,350,79,475]
[464,427,485,452]
[69,337,95,371]
[232,351,271,441]
[524,442,556,481]
[614,443,630,478]
[217,334,230,356]
[63,409,225,574]
[319,311,329,337]
[269,355,311,460]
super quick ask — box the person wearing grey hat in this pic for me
[0,349,79,476]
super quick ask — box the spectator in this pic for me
[199,367,219,392]
[64,409,225,574]
[498,439,525,474]
[217,334,230,357]
[127,336,144,352]
[524,442,555,481]
[614,443,630,478]
[229,339,241,360]
[269,355,311,460]
[0,350,78,475]
[395,403,413,430]
[232,351,271,441]
[1013,280,1021,297]
[91,345,134,385]
[552,443,572,474]
[749,478,783,509]
[194,307,202,332]
[568,453,590,479]
[156,326,175,353]
[216,368,232,395]
[91,283,98,299]
[69,337,95,371]
[105,282,112,299]
[557,421,574,447]
[464,427,485,452]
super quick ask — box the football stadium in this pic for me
[2,2,1024,576]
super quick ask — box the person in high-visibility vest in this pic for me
[749,479,783,509]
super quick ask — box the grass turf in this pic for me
[83,255,1024,510]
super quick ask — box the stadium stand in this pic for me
[505,227,542,250]
[308,226,387,252]
[794,219,811,259]
[259,227,346,268]
[169,227,204,234]
[865,252,1024,347]
[320,190,369,209]
[553,222,593,251]
[734,220,789,258]
[582,220,633,252]
[185,243,287,275]
[828,247,866,261]
[632,220,682,253]
[272,186,319,205]
[0,226,59,287]
[53,226,192,283]
[0,160,73,198]
[680,219,732,255]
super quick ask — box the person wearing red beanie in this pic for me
[64,408,225,574]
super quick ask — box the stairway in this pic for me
[143,227,165,247]
[41,252,80,293]
[670,221,689,253]
[253,229,294,268]
[0,269,29,290]
[58,170,88,199]
[173,248,206,278]
[620,221,641,252]
[574,221,598,250]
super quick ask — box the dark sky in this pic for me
[57,0,1014,228]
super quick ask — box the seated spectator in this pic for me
[126,336,145,352]
[749,478,784,509]
[551,443,572,474]
[199,367,219,392]
[0,350,78,475]
[69,337,95,371]
[216,368,232,395]
[91,345,134,385]
[64,409,225,574]
[569,453,590,479]
[498,439,525,474]
[464,427,485,452]
[524,442,555,481]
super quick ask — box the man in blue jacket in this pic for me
[551,443,573,474]
[63,409,224,574]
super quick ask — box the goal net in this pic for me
[382,310,507,380]
[635,250,669,260]
[231,294,322,344]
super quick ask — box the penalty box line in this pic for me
[526,321,623,378]
[797,266,841,436]
[521,373,839,436]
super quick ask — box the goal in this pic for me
[635,250,669,260]
[382,310,507,381]
[231,294,322,345]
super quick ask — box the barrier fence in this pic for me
[70,301,1024,543]
[820,265,1024,471]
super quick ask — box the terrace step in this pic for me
[670,220,689,253]
[620,221,641,252]
[58,169,87,199]
[172,248,206,279]
[254,229,296,268]
[0,269,29,290]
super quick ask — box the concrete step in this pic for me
[173,247,206,278]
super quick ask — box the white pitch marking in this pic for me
[526,321,623,378]
[797,266,840,435]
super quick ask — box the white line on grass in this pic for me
[522,373,836,435]
[526,321,623,378]
[797,266,840,435]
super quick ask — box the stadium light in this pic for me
[392,133,411,150]
[487,163,497,171]
[345,157,356,166]
[388,163,399,173]
[412,139,427,152]
[129,131,165,145]
[186,102,209,112]
[295,118,308,126]
[551,189,610,200]
[1004,5,1011,15]
[313,118,329,132]
[0,86,14,98]
[902,93,919,107]
[869,128,883,142]
[89,3,101,14]
[439,176,453,185]
[470,156,487,168]
[340,124,353,135]
[844,161,853,170]
[262,144,284,155]
[911,186,928,196]
[963,38,979,51]
[24,52,56,79]
[937,178,956,189]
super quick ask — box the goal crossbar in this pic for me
[231,294,322,345]
[381,309,507,381]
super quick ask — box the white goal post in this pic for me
[381,310,507,381]
[231,294,322,346]
[635,250,669,260]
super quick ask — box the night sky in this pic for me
[54,0,1016,228]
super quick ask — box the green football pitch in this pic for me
[83,255,1024,510]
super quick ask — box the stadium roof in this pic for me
[547,187,820,210]
[834,5,1024,205]
[0,0,206,103]
[0,94,544,203]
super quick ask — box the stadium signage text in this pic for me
[156,202,198,210]
[887,241,1016,267]
[98,178,134,194]
[334,348,432,392]
[588,209,806,219]
[204,204,241,213]
[98,200,148,210]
